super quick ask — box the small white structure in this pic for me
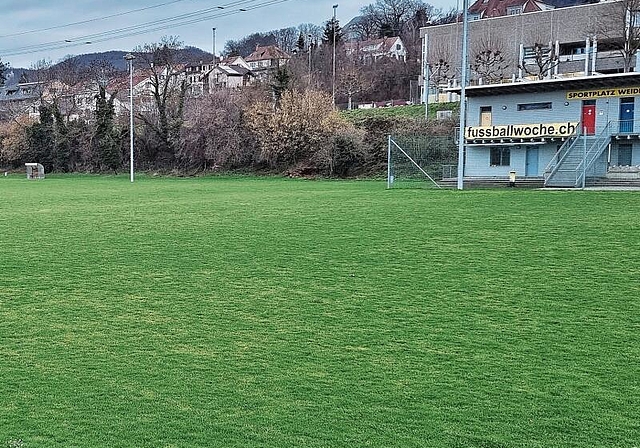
[25,163,45,180]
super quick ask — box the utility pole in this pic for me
[332,4,338,108]
[124,53,136,183]
[422,33,429,120]
[212,27,217,63]
[456,0,470,190]
[308,34,313,87]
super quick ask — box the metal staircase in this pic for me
[544,122,613,188]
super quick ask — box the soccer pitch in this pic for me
[1,175,638,447]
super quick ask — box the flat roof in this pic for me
[449,72,640,97]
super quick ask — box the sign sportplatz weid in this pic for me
[566,86,640,100]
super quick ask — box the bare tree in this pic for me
[519,42,559,80]
[273,27,299,54]
[298,23,323,44]
[223,33,277,57]
[133,36,189,165]
[51,55,85,87]
[595,0,640,73]
[471,36,509,83]
[352,7,381,40]
[179,90,254,171]
[360,0,432,37]
[338,61,371,109]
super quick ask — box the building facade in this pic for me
[461,72,640,186]
[420,1,629,92]
[344,36,408,63]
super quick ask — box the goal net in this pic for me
[387,135,458,189]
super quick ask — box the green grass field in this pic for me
[1,175,638,447]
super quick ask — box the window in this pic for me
[490,147,510,166]
[480,106,492,126]
[507,7,522,14]
[396,44,401,50]
[630,9,640,28]
[517,102,552,111]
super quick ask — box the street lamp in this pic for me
[457,0,470,191]
[124,53,136,183]
[332,4,338,108]
[308,34,313,87]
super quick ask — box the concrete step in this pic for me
[439,177,544,189]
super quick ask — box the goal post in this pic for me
[387,134,457,189]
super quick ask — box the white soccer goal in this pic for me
[25,163,45,180]
[387,135,457,189]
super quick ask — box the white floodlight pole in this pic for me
[457,0,470,190]
[212,27,217,62]
[308,34,313,87]
[423,33,429,119]
[124,53,136,183]
[332,4,338,108]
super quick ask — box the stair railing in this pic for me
[543,123,581,183]
[576,121,614,187]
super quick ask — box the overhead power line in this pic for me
[0,0,295,57]
[0,0,196,38]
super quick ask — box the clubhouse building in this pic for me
[461,72,640,187]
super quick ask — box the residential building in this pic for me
[204,63,255,91]
[185,60,217,95]
[459,72,640,187]
[344,36,407,63]
[468,0,554,20]
[245,45,290,78]
[468,0,593,20]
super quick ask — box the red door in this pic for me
[582,103,596,135]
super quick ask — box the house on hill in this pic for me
[468,0,594,19]
[245,45,290,75]
[344,37,407,63]
[468,0,554,20]
[185,60,217,95]
[204,57,255,92]
[0,82,42,118]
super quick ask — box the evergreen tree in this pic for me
[0,58,7,87]
[297,33,305,51]
[322,18,343,47]
[52,104,70,172]
[93,86,120,172]
[26,104,55,171]
[270,66,291,110]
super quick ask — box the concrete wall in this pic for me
[421,2,624,82]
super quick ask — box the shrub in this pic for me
[245,89,361,175]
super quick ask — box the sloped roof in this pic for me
[345,37,402,54]
[245,45,290,62]
[469,0,549,18]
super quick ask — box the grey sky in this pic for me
[1,0,456,68]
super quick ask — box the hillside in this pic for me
[4,46,212,86]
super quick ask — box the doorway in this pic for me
[619,97,634,133]
[618,144,632,166]
[581,100,596,135]
[526,148,539,176]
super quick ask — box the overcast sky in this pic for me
[1,0,457,69]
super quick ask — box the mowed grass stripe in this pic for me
[0,175,638,447]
